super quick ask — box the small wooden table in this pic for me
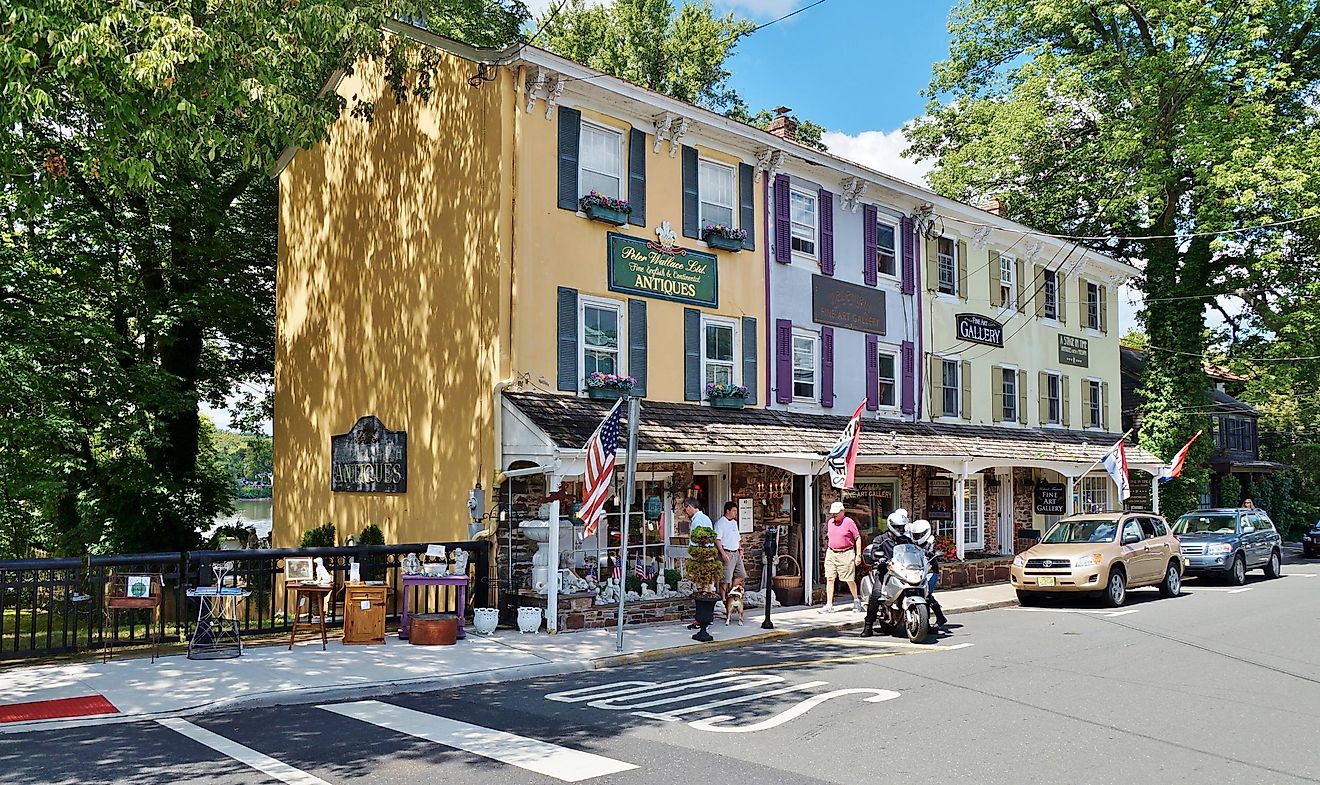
[343,583,390,645]
[400,575,468,640]
[286,583,333,650]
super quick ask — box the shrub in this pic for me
[357,524,385,545]
[684,525,723,594]
[300,522,335,548]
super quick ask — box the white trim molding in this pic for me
[840,176,868,212]
[524,66,566,120]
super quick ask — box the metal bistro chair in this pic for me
[103,572,164,663]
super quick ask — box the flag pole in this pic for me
[1068,427,1135,509]
[616,396,641,652]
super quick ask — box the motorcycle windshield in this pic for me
[891,544,927,571]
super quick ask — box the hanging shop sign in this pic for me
[607,230,718,308]
[1058,334,1089,367]
[331,415,407,493]
[954,313,1004,347]
[812,275,887,335]
[925,477,953,521]
[1034,482,1066,515]
[1127,472,1153,511]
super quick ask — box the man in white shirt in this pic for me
[713,501,745,598]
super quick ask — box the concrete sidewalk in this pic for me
[0,582,1016,734]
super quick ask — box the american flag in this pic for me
[579,400,624,538]
[634,558,647,579]
[612,562,622,580]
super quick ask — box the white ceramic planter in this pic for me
[517,607,542,634]
[473,607,499,635]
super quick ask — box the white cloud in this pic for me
[819,127,934,188]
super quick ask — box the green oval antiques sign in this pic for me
[607,231,718,308]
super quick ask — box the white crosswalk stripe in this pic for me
[157,718,333,785]
[319,700,637,783]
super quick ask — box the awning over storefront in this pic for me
[502,391,1165,476]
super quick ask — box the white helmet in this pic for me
[886,508,910,534]
[907,519,933,547]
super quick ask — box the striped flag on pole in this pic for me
[579,400,624,538]
[1159,431,1202,483]
[634,559,647,580]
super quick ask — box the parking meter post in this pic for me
[761,527,777,630]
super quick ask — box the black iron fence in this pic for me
[0,541,491,661]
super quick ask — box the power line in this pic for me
[524,0,571,47]
[1141,344,1320,363]
[938,212,1320,243]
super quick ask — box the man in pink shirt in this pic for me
[821,501,863,613]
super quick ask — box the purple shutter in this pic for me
[775,319,793,403]
[774,175,791,264]
[821,326,834,408]
[865,334,879,411]
[901,216,916,295]
[863,204,878,286]
[901,339,915,414]
[819,189,835,275]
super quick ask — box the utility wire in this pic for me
[939,212,1320,243]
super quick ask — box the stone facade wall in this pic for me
[514,589,692,631]
[938,556,1012,588]
[1012,467,1041,553]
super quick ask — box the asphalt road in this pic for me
[3,556,1318,785]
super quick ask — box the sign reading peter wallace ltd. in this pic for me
[812,275,887,335]
[955,313,1003,347]
[331,415,407,493]
[1059,334,1089,367]
[607,231,718,308]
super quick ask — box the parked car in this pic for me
[1172,508,1282,585]
[1304,521,1320,559]
[1010,511,1182,607]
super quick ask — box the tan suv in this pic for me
[1010,511,1183,607]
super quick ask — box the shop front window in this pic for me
[963,478,983,550]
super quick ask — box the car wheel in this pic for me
[1264,550,1282,579]
[1103,568,1127,608]
[1016,589,1043,607]
[1228,554,1247,586]
[1158,561,1181,598]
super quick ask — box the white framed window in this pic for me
[937,237,957,295]
[1046,372,1062,425]
[789,189,817,257]
[1043,268,1059,320]
[698,159,736,230]
[1079,476,1110,513]
[580,297,624,382]
[941,358,960,417]
[877,349,896,407]
[702,316,738,389]
[579,121,624,200]
[1086,281,1101,330]
[876,221,898,277]
[1086,379,1103,429]
[999,255,1017,309]
[792,331,818,400]
[1001,367,1018,422]
[963,478,984,550]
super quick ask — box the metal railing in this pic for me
[0,541,491,661]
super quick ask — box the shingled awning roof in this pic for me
[504,391,1165,472]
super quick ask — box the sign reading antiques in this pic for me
[607,231,718,308]
[1058,334,1089,367]
[1034,482,1066,515]
[812,275,887,335]
[331,416,407,493]
[955,313,1004,347]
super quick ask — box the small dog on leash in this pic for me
[724,582,746,625]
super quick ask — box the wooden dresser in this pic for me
[342,584,389,645]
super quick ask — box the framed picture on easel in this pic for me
[285,557,314,584]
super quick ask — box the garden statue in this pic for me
[402,553,422,576]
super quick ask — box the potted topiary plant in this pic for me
[357,523,386,581]
[684,524,723,642]
[701,224,748,252]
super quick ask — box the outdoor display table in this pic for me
[186,586,250,660]
[399,574,468,641]
[285,583,334,651]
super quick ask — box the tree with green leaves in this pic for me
[536,0,827,150]
[907,1,1320,519]
[2,1,527,554]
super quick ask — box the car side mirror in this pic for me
[1122,533,1140,546]
[1240,525,1254,534]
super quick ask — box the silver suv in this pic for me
[1172,508,1283,585]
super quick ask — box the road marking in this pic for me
[724,652,905,671]
[157,718,332,785]
[1014,607,1139,617]
[687,689,900,733]
[320,700,636,783]
[1179,586,1254,593]
[547,673,784,710]
[632,681,827,721]
[805,637,975,651]
[1284,573,1317,577]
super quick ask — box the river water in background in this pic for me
[207,498,273,541]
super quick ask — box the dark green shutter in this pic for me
[557,107,581,211]
[628,128,646,227]
[628,299,647,397]
[684,307,701,400]
[557,287,579,391]
[742,316,758,404]
[681,145,699,239]
[739,162,755,250]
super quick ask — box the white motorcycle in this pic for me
[861,543,932,643]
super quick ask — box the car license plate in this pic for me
[1037,576,1056,587]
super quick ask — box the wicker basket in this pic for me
[772,555,802,589]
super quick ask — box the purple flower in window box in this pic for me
[579,192,632,225]
[702,224,748,252]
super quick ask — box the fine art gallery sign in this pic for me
[812,275,887,335]
[331,416,407,493]
[607,230,718,308]
[1034,482,1066,515]
[954,313,1003,347]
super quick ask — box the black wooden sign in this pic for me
[331,416,407,493]
[955,313,1004,347]
[1059,334,1089,367]
[1034,482,1066,515]
[812,275,887,335]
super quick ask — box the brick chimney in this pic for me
[982,195,1004,215]
[767,106,797,141]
